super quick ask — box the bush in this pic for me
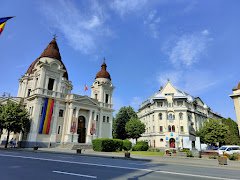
[132,141,149,151]
[229,153,239,161]
[186,151,194,157]
[92,138,123,152]
[148,148,161,152]
[123,140,132,151]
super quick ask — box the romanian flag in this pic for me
[0,17,14,35]
[38,98,55,134]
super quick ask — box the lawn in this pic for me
[129,151,165,156]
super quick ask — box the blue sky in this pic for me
[1,0,240,119]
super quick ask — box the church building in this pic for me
[1,38,114,148]
[230,82,240,135]
[137,81,223,150]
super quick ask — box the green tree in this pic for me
[125,118,145,142]
[222,118,240,145]
[113,106,137,140]
[197,119,229,146]
[0,101,30,148]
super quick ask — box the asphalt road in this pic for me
[0,150,239,180]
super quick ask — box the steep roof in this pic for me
[26,38,68,79]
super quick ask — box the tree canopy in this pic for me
[197,119,229,146]
[125,118,145,141]
[113,106,137,139]
[0,100,30,148]
[222,118,240,145]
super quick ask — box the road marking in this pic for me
[0,153,237,180]
[53,170,97,179]
[128,162,147,166]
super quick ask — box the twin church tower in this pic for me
[16,37,114,147]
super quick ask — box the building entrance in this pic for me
[169,138,175,148]
[77,116,86,143]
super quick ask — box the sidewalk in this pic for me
[37,148,240,170]
[1,147,239,170]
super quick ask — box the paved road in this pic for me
[0,150,239,180]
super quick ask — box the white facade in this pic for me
[230,82,240,135]
[137,81,222,150]
[1,38,114,147]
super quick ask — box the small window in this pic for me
[105,94,109,104]
[179,113,183,120]
[95,94,98,99]
[96,115,99,121]
[27,89,31,97]
[159,113,162,120]
[107,116,109,123]
[180,126,184,132]
[168,125,171,132]
[48,78,55,91]
[103,116,106,122]
[57,126,61,134]
[172,125,175,132]
[160,126,163,132]
[160,138,163,142]
[59,110,64,117]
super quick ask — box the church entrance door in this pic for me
[77,116,86,143]
[169,138,175,148]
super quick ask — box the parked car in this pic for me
[218,145,240,155]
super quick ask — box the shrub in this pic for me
[123,140,132,151]
[92,138,123,152]
[186,151,194,157]
[132,141,149,151]
[229,153,239,161]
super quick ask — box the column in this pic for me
[109,116,113,138]
[86,110,93,143]
[98,112,103,138]
[73,108,79,143]
[28,98,41,144]
[49,101,59,145]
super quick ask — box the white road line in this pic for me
[0,153,237,180]
[53,170,97,179]
[128,162,147,166]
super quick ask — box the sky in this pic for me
[1,0,240,120]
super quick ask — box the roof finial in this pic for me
[103,57,106,64]
[167,78,170,82]
[53,34,57,40]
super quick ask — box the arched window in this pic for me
[179,112,183,120]
[160,138,163,142]
[172,125,175,132]
[159,113,162,120]
[168,113,174,120]
[168,125,171,132]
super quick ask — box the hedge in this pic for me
[92,138,123,152]
[132,140,149,151]
[123,140,132,151]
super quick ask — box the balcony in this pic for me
[30,88,67,99]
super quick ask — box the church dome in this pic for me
[95,60,111,80]
[26,38,68,79]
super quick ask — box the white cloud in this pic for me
[144,10,161,39]
[110,0,147,17]
[40,0,112,55]
[165,30,212,67]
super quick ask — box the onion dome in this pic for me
[95,60,111,80]
[26,38,68,79]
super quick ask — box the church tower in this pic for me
[91,60,114,109]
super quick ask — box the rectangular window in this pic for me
[180,126,184,132]
[48,78,55,91]
[57,126,61,134]
[96,115,99,121]
[59,109,64,117]
[105,94,109,104]
[107,116,109,123]
[177,101,183,106]
[27,89,31,97]
[95,94,98,99]
[103,116,106,122]
[160,126,163,132]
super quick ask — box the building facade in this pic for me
[137,81,222,149]
[0,38,114,147]
[230,82,240,135]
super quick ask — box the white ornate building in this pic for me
[230,82,240,135]
[0,38,114,147]
[137,81,222,149]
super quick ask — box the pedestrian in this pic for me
[9,138,13,148]
[13,138,17,148]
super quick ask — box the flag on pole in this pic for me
[84,84,88,91]
[0,17,14,35]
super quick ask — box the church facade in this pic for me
[1,38,114,147]
[137,81,223,150]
